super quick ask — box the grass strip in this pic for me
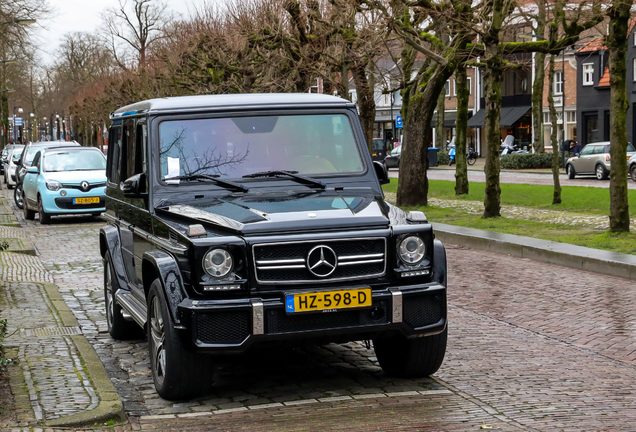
[382,180,636,255]
[383,179,636,217]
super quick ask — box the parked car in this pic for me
[565,141,636,180]
[371,138,388,162]
[1,145,13,176]
[22,147,106,224]
[13,141,80,209]
[3,144,24,189]
[383,144,401,169]
[629,153,636,182]
[101,94,448,400]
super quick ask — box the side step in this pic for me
[116,290,147,328]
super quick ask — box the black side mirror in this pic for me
[373,161,389,185]
[122,173,148,197]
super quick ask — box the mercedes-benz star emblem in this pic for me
[80,181,89,192]
[307,245,338,277]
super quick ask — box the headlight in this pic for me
[203,249,233,278]
[398,236,426,265]
[46,180,62,191]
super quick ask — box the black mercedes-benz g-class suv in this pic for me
[101,93,447,400]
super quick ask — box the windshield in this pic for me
[12,148,23,160]
[159,114,364,181]
[372,139,385,151]
[43,150,106,172]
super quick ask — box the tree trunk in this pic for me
[482,0,506,218]
[532,0,547,153]
[351,61,376,153]
[1,93,8,148]
[397,69,451,208]
[435,92,445,149]
[482,53,503,218]
[607,0,631,232]
[548,54,562,204]
[455,65,469,195]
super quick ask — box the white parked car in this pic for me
[3,145,24,189]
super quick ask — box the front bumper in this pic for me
[177,282,447,354]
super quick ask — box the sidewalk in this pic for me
[0,194,125,428]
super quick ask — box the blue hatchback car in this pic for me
[22,147,107,224]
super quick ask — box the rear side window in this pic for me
[580,145,594,156]
[107,127,123,184]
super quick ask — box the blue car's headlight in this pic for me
[46,180,62,191]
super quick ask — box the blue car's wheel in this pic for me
[37,196,51,224]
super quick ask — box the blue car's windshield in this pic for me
[43,150,106,172]
[158,114,364,181]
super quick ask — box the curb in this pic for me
[40,282,127,428]
[432,222,636,280]
[0,237,36,256]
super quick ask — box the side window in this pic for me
[32,151,41,168]
[136,123,148,175]
[580,145,593,156]
[123,120,137,180]
[594,145,605,154]
[108,126,122,184]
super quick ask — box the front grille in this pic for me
[196,311,250,344]
[60,182,106,191]
[266,300,388,334]
[54,197,105,210]
[403,294,445,329]
[254,238,386,284]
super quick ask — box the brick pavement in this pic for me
[4,187,636,430]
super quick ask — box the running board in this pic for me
[116,290,147,328]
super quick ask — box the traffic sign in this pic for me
[14,117,23,126]
[395,115,403,129]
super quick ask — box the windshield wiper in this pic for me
[242,170,326,189]
[164,174,249,192]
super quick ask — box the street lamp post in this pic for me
[13,105,22,143]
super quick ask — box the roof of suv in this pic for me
[111,93,354,118]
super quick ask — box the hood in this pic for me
[155,190,390,235]
[44,170,106,184]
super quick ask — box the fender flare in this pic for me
[431,239,447,288]
[142,249,186,324]
[99,225,129,293]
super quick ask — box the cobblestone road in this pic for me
[3,187,636,430]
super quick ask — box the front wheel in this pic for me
[595,164,608,181]
[23,196,35,220]
[148,279,213,400]
[467,155,477,166]
[567,164,576,179]
[374,327,447,378]
[630,165,636,183]
[37,197,51,224]
[14,184,23,209]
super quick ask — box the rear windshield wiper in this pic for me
[164,174,249,192]
[242,170,326,189]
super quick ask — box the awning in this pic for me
[431,111,473,128]
[466,106,531,128]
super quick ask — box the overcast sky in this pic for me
[36,0,215,64]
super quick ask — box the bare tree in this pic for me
[102,0,172,69]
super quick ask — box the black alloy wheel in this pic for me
[103,252,140,340]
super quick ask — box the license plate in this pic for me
[73,197,100,204]
[285,288,372,314]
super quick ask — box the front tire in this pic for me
[467,155,477,166]
[37,196,51,224]
[630,165,636,183]
[23,197,35,220]
[374,327,447,378]
[567,164,576,179]
[595,164,608,180]
[148,279,213,400]
[14,184,23,209]
[104,252,140,340]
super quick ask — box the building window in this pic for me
[453,79,457,96]
[554,71,563,95]
[467,77,472,94]
[543,112,551,124]
[583,63,594,86]
[567,111,576,123]
[633,58,636,81]
[445,80,450,97]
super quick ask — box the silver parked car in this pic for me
[565,141,636,180]
[629,153,636,182]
